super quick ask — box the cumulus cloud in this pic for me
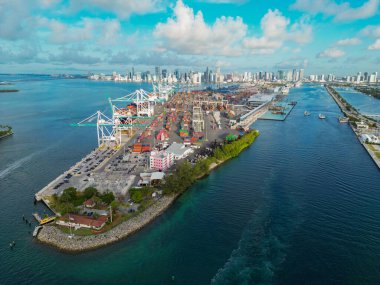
[0,45,45,64]
[49,48,103,65]
[0,0,35,40]
[154,0,247,56]
[317,47,345,58]
[291,0,379,22]
[360,25,380,38]
[198,0,246,3]
[335,37,361,46]
[275,58,309,69]
[38,0,61,8]
[68,0,162,19]
[38,17,121,45]
[368,39,380,50]
[243,9,312,54]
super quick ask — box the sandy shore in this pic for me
[37,195,178,252]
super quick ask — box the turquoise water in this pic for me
[1,78,380,284]
[335,87,380,119]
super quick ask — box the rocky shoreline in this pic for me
[37,194,178,252]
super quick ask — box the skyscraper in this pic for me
[162,69,167,79]
[155,66,161,81]
[292,69,297,81]
[299,69,304,80]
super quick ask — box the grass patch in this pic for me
[58,225,93,236]
[368,144,376,151]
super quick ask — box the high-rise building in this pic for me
[287,71,293,81]
[278,70,284,80]
[299,69,304,80]
[155,66,161,81]
[292,69,297,81]
[162,69,167,79]
[369,72,378,83]
[174,69,180,80]
[327,74,334,82]
[356,72,361,84]
[364,72,369,82]
[204,67,209,83]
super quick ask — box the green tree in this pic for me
[130,190,143,203]
[59,187,77,203]
[100,191,115,204]
[83,187,98,199]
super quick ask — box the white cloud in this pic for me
[360,25,380,38]
[275,58,308,69]
[0,0,35,40]
[243,9,312,54]
[38,0,61,8]
[98,20,121,45]
[368,39,380,50]
[154,0,247,56]
[38,17,121,45]
[198,0,246,3]
[49,48,103,65]
[69,0,162,19]
[291,0,379,22]
[335,37,361,46]
[317,47,345,58]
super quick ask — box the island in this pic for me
[34,82,295,252]
[0,125,13,139]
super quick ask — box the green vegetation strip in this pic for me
[163,129,259,195]
[354,86,380,99]
[50,187,116,215]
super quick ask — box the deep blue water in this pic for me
[0,78,379,284]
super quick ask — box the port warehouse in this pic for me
[34,82,297,230]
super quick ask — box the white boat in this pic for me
[338,116,349,123]
[319,113,326,119]
[304,111,311,116]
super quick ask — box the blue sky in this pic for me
[0,0,379,75]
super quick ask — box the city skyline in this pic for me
[88,66,378,84]
[1,0,380,75]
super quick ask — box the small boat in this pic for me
[339,116,349,123]
[319,113,326,119]
[304,111,311,116]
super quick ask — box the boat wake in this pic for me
[0,152,37,179]
[210,208,287,285]
[210,171,305,285]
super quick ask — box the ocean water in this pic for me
[0,78,379,284]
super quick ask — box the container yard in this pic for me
[35,82,290,224]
